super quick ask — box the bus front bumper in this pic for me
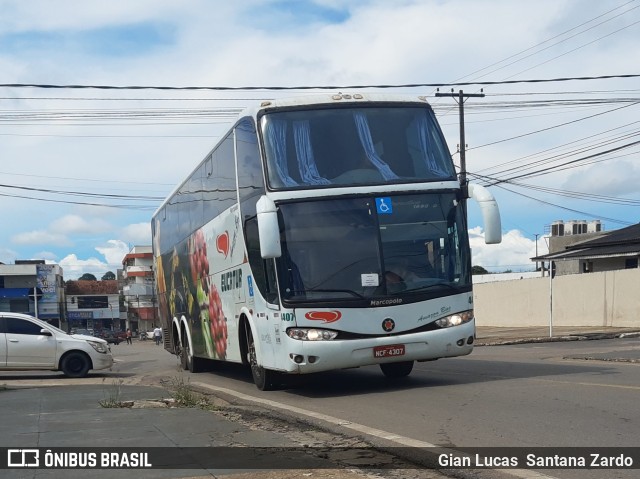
[281,320,475,374]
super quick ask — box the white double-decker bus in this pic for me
[152,93,501,390]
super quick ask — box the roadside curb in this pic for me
[476,330,640,346]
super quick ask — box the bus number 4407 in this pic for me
[373,344,405,358]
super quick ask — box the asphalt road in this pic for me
[158,336,639,479]
[114,334,640,479]
[2,333,639,479]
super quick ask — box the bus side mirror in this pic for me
[468,183,502,244]
[256,196,282,258]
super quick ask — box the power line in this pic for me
[0,192,156,210]
[503,19,640,80]
[0,183,164,201]
[0,170,173,186]
[451,1,640,83]
[493,184,634,226]
[475,129,640,179]
[468,100,640,150]
[506,181,640,205]
[474,139,640,186]
[475,120,640,174]
[2,74,640,91]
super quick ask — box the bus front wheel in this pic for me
[246,327,280,391]
[380,360,414,378]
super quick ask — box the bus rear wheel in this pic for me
[246,327,280,391]
[179,337,191,371]
[380,360,414,378]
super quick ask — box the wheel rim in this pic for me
[67,357,83,373]
[247,331,264,383]
[183,341,191,367]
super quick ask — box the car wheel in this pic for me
[380,360,414,378]
[61,352,91,378]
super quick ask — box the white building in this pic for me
[65,280,120,332]
[121,245,157,333]
[0,260,65,327]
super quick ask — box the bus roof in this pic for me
[239,92,432,118]
[151,93,435,221]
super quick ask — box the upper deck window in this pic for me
[260,105,455,190]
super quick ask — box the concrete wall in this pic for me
[474,268,640,328]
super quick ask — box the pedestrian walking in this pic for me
[153,326,162,345]
[126,328,132,345]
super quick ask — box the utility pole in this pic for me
[534,233,539,273]
[434,89,485,197]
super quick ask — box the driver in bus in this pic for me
[385,257,433,285]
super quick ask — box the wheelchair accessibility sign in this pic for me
[375,197,393,214]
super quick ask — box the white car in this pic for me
[0,312,114,378]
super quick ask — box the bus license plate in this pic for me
[373,344,405,358]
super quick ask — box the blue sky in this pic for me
[2,22,175,57]
[0,0,639,278]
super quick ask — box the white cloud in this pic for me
[120,222,152,245]
[50,214,112,235]
[59,240,129,279]
[59,253,109,280]
[95,239,130,266]
[11,229,73,247]
[470,227,548,272]
[562,159,640,197]
[1,0,638,280]
[10,214,113,248]
[0,246,20,264]
[34,250,59,262]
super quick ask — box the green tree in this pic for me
[471,265,489,275]
[78,273,97,281]
[102,271,116,280]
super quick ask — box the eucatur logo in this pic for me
[216,231,229,258]
[304,311,342,323]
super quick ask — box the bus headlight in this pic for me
[435,310,474,329]
[287,328,338,341]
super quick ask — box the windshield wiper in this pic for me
[402,281,462,293]
[287,288,365,299]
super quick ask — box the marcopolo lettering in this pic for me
[221,268,242,292]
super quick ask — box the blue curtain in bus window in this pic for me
[353,112,399,181]
[265,119,298,187]
[292,120,331,186]
[416,111,452,178]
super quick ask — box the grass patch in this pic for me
[164,376,215,410]
[99,378,125,408]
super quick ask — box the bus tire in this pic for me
[180,337,191,371]
[380,360,414,378]
[246,326,280,391]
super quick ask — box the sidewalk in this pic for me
[0,384,384,479]
[476,325,640,345]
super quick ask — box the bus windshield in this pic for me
[276,193,470,305]
[260,105,455,189]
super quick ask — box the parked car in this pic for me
[96,330,121,345]
[0,312,114,378]
[71,328,93,336]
